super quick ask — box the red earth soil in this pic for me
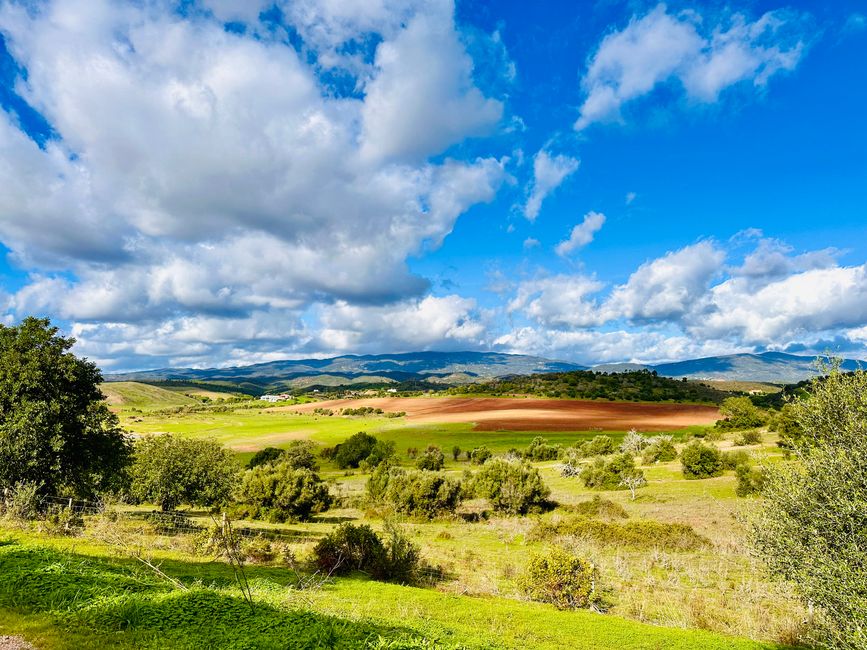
[284,397,719,432]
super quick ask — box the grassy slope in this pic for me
[100,382,199,410]
[0,536,784,650]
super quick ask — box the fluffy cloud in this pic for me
[0,0,507,363]
[508,275,606,329]
[575,4,806,130]
[523,149,580,221]
[555,211,606,256]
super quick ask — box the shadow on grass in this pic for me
[0,541,441,650]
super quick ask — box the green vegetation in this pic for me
[234,462,331,522]
[313,522,421,584]
[0,318,130,498]
[101,381,201,410]
[749,366,867,648]
[450,369,733,403]
[715,397,769,430]
[680,441,724,480]
[518,546,598,610]
[414,445,445,471]
[580,453,644,491]
[130,435,238,511]
[469,459,551,515]
[529,516,710,551]
[367,465,462,519]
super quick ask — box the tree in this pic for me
[470,446,492,465]
[524,436,560,461]
[679,441,723,479]
[235,460,331,522]
[415,445,445,471]
[451,446,462,461]
[749,366,867,648]
[619,474,647,500]
[130,435,238,511]
[641,435,677,464]
[470,459,551,515]
[246,447,285,469]
[715,397,768,430]
[332,431,378,469]
[0,317,130,497]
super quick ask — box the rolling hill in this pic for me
[106,351,586,392]
[104,350,865,392]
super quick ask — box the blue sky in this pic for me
[0,0,865,370]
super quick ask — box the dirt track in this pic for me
[284,397,719,431]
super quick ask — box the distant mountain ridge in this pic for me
[106,351,586,391]
[106,350,865,390]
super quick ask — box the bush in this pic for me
[518,546,597,609]
[451,446,461,461]
[415,445,445,471]
[1,482,41,521]
[246,447,285,469]
[564,496,628,520]
[721,449,750,471]
[313,522,420,583]
[470,459,551,515]
[715,397,768,430]
[680,441,723,480]
[367,465,462,519]
[579,453,644,491]
[469,446,492,465]
[735,463,765,497]
[130,435,239,511]
[641,435,677,464]
[734,429,762,446]
[280,440,319,471]
[529,516,709,551]
[524,437,560,461]
[769,403,805,452]
[234,461,331,522]
[574,435,616,458]
[332,432,378,469]
[42,506,84,536]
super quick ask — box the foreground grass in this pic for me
[0,535,787,650]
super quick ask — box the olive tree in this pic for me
[0,317,130,497]
[748,366,867,648]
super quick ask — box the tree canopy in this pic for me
[0,317,130,497]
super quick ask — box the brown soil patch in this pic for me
[281,397,718,432]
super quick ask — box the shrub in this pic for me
[1,482,41,520]
[360,440,397,471]
[524,436,560,461]
[770,403,805,452]
[469,446,492,465]
[332,432,378,469]
[368,465,462,519]
[415,445,445,471]
[680,441,723,480]
[734,429,763,446]
[281,440,320,471]
[451,446,462,461]
[130,435,239,511]
[735,463,765,497]
[715,397,768,430]
[564,496,628,520]
[580,453,644,491]
[470,459,551,515]
[529,516,709,551]
[574,435,616,458]
[246,447,285,469]
[518,546,597,609]
[313,522,420,583]
[234,462,331,522]
[721,449,751,471]
[42,506,84,536]
[641,435,677,464]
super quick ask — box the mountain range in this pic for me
[106,350,865,390]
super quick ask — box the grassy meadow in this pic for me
[0,381,806,648]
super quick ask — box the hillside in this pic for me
[106,351,586,391]
[100,381,200,409]
[650,351,863,383]
[449,369,734,404]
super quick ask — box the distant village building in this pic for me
[259,394,291,403]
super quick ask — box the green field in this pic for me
[0,381,805,649]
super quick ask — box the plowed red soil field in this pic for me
[284,397,719,431]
